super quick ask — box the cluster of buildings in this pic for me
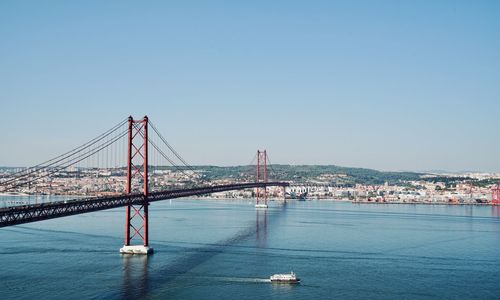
[0,168,202,197]
[1,168,499,205]
[289,182,491,204]
[287,178,498,204]
[210,175,500,205]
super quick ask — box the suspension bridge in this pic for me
[0,116,288,254]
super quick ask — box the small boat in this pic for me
[270,271,300,284]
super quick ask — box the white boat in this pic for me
[270,271,300,284]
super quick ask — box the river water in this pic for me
[1,197,499,299]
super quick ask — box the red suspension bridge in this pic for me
[0,116,288,254]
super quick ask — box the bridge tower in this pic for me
[120,116,153,255]
[255,150,268,209]
[492,185,500,205]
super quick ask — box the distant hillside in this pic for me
[193,164,423,186]
[0,165,424,186]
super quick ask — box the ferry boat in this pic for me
[270,271,300,284]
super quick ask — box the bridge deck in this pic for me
[0,182,288,228]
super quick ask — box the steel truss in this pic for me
[0,182,289,228]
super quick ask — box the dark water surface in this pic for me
[1,198,499,299]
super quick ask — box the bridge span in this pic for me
[1,116,286,254]
[0,182,288,228]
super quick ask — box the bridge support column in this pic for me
[120,116,153,255]
[255,150,268,209]
[493,185,500,205]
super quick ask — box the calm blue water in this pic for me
[1,197,499,299]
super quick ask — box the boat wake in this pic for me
[194,276,271,283]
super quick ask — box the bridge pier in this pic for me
[120,245,154,255]
[120,199,153,255]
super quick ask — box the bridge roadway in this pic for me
[0,182,289,228]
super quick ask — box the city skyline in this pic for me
[1,1,499,172]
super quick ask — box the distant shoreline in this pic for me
[351,200,495,206]
[1,194,497,207]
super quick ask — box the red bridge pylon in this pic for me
[492,185,500,205]
[255,150,268,209]
[120,116,153,255]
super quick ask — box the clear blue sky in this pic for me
[1,1,499,171]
